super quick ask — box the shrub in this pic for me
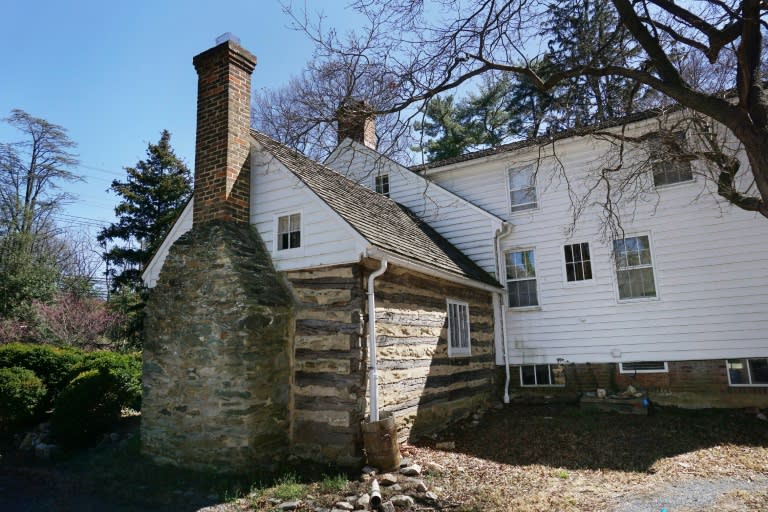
[0,366,47,427]
[0,343,82,409]
[74,351,142,411]
[51,369,124,447]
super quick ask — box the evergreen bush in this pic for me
[0,366,47,427]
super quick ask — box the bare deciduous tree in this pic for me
[285,0,768,219]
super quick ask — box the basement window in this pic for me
[277,213,301,250]
[649,131,693,187]
[620,361,668,373]
[447,299,471,357]
[374,174,390,197]
[519,364,565,387]
[727,358,768,386]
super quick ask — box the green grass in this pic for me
[318,473,348,493]
[271,472,306,501]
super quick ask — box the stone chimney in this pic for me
[192,35,256,225]
[337,99,377,150]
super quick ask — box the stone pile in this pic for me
[268,456,442,511]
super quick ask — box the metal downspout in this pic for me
[494,223,514,404]
[367,258,388,422]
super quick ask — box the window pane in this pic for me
[728,359,748,384]
[509,279,538,307]
[566,263,575,282]
[535,365,550,385]
[580,243,590,260]
[583,261,592,280]
[749,359,768,384]
[521,365,536,386]
[278,216,289,234]
[289,231,300,249]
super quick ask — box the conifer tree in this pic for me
[98,130,191,290]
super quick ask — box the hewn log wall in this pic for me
[285,265,367,467]
[372,266,496,441]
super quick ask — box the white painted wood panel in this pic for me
[426,131,768,366]
[326,141,503,274]
[142,200,193,287]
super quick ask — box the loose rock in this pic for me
[278,501,302,510]
[380,502,395,512]
[435,441,455,450]
[379,473,398,486]
[332,501,353,511]
[400,464,422,476]
[425,461,446,474]
[391,494,415,507]
[361,465,377,474]
[356,493,370,508]
[415,480,428,492]
[425,491,438,501]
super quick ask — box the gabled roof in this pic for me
[251,130,501,289]
[410,108,672,173]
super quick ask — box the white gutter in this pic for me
[365,247,503,295]
[494,222,514,404]
[367,258,388,422]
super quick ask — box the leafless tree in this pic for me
[0,109,80,237]
[285,0,768,219]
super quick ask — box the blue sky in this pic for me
[1,0,361,236]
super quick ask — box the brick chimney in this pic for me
[192,35,256,225]
[337,99,377,150]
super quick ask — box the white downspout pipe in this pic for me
[494,223,514,404]
[367,258,388,422]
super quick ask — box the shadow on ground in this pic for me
[421,403,768,473]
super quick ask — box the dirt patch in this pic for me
[1,404,767,511]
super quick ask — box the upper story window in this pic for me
[564,242,592,282]
[506,249,538,307]
[374,174,390,197]
[649,131,693,187]
[508,165,537,213]
[447,299,471,357]
[613,235,656,300]
[277,213,301,251]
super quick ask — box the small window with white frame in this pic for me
[508,165,537,213]
[374,174,390,197]
[564,242,593,283]
[649,131,694,187]
[519,364,565,386]
[613,235,657,300]
[276,213,301,251]
[446,299,471,357]
[727,358,768,386]
[620,361,668,373]
[506,249,538,307]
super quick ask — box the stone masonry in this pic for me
[142,221,294,472]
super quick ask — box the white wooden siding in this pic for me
[326,141,502,274]
[142,200,193,287]
[251,145,368,271]
[142,145,369,288]
[427,133,768,366]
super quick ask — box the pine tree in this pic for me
[543,0,641,128]
[98,130,192,290]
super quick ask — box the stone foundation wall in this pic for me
[285,265,366,467]
[503,360,768,408]
[372,266,496,441]
[142,222,294,473]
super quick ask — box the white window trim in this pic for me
[561,241,595,287]
[273,210,304,254]
[505,247,541,310]
[374,173,390,197]
[649,131,695,189]
[507,164,539,215]
[446,299,471,357]
[612,231,661,303]
[726,358,768,387]
[518,364,566,387]
[619,361,669,374]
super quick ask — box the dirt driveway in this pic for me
[1,404,767,511]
